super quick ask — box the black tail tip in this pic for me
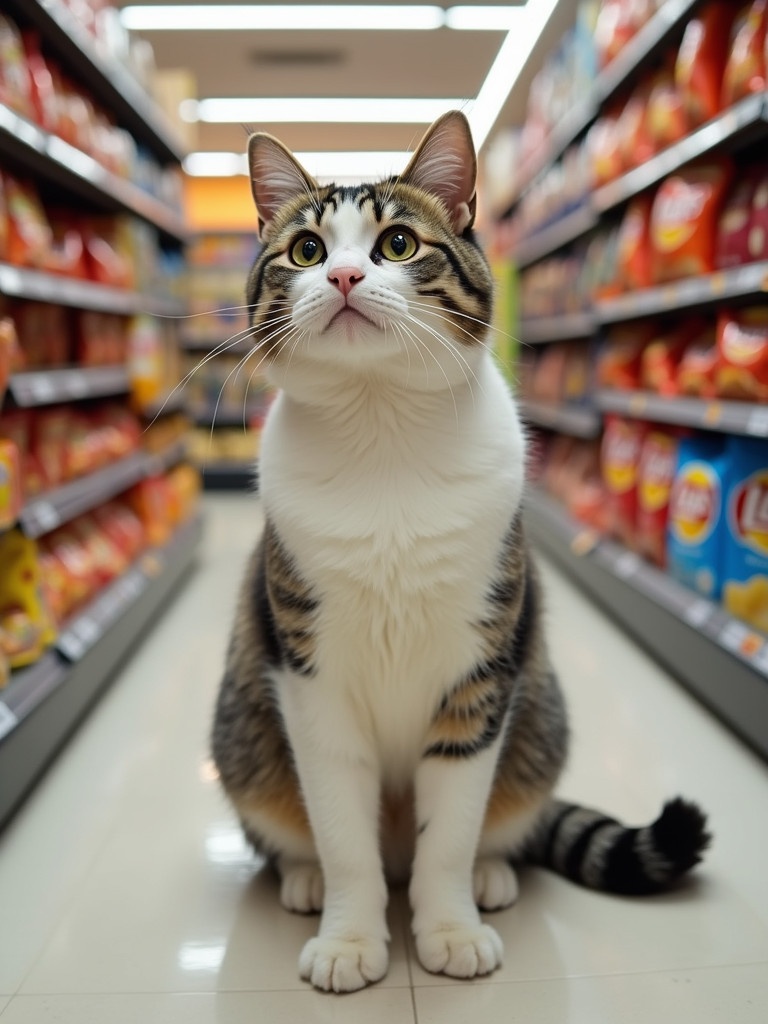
[652,797,712,876]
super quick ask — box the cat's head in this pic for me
[245,111,493,392]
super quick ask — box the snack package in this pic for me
[636,428,680,567]
[721,0,767,107]
[0,528,56,668]
[641,319,707,396]
[596,322,655,390]
[715,306,768,401]
[589,108,624,186]
[0,438,22,530]
[675,1,738,127]
[0,14,34,119]
[667,434,729,600]
[723,436,768,632]
[617,192,655,290]
[646,61,689,154]
[616,78,655,173]
[4,176,53,269]
[21,31,60,134]
[716,171,761,269]
[129,476,174,547]
[0,316,21,405]
[747,166,768,262]
[650,160,734,283]
[13,302,71,367]
[677,324,719,397]
[601,414,647,548]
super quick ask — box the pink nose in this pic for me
[328,266,365,297]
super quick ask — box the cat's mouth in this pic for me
[326,305,378,335]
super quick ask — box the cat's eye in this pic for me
[378,228,418,262]
[290,234,326,267]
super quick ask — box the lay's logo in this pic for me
[669,462,721,545]
[730,471,768,556]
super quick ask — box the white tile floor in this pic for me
[1,494,768,1023]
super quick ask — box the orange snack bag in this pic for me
[677,325,719,397]
[676,1,738,127]
[715,306,768,401]
[589,107,624,186]
[716,171,760,269]
[597,322,656,390]
[641,320,706,397]
[4,177,53,269]
[722,0,767,106]
[0,439,23,531]
[617,193,655,290]
[616,78,655,172]
[646,62,689,154]
[650,160,734,283]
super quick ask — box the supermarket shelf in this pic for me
[595,261,768,323]
[595,390,768,438]
[509,93,597,207]
[594,94,768,213]
[520,399,602,439]
[199,461,259,491]
[525,489,768,761]
[0,104,187,244]
[0,514,204,829]
[594,0,701,105]
[18,443,188,539]
[514,204,597,268]
[0,262,186,317]
[5,0,185,164]
[8,366,130,407]
[518,312,595,345]
[190,407,265,428]
[180,337,252,354]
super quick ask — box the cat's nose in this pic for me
[328,266,365,297]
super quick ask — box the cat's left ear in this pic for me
[247,132,318,239]
[400,111,477,234]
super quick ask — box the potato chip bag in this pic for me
[723,436,768,633]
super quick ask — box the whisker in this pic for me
[395,318,459,429]
[403,312,484,401]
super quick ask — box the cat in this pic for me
[210,110,710,994]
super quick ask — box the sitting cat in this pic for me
[211,110,709,993]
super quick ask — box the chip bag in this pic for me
[637,428,680,567]
[617,192,655,290]
[722,0,767,107]
[723,436,768,633]
[601,414,647,548]
[715,306,768,401]
[677,325,719,397]
[676,1,739,127]
[650,160,734,283]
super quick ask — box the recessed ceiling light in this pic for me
[181,97,471,124]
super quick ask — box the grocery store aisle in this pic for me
[1,494,767,1023]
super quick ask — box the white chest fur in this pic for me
[260,357,525,783]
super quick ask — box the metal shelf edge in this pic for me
[524,489,768,760]
[518,313,595,344]
[520,400,602,439]
[595,390,768,437]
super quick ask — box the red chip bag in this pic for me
[597,322,656,391]
[636,428,680,567]
[677,325,718,397]
[617,193,655,290]
[676,1,739,127]
[747,167,768,262]
[717,171,761,269]
[616,78,655,172]
[650,160,734,283]
[722,0,767,107]
[601,415,647,548]
[641,320,706,396]
[715,306,768,401]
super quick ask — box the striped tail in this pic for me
[521,797,711,895]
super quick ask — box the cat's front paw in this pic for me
[416,922,503,978]
[279,862,324,914]
[473,857,519,911]
[299,934,389,992]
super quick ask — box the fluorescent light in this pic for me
[469,0,560,150]
[445,6,527,31]
[184,150,411,179]
[183,151,247,176]
[121,5,444,31]
[182,97,470,124]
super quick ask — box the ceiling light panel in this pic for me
[120,6,445,32]
[182,97,472,124]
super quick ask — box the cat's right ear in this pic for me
[247,133,317,240]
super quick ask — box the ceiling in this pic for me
[117,1,576,177]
